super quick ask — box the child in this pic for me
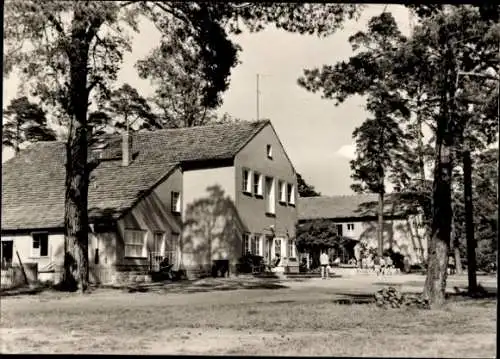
[379,256,386,275]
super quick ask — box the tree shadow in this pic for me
[125,277,289,294]
[328,292,376,304]
[182,185,247,275]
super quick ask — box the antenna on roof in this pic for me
[256,73,260,121]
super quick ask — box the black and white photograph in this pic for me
[1,2,498,356]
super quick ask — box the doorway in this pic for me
[1,240,13,269]
[264,235,273,264]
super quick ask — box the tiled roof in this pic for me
[297,193,411,221]
[2,120,269,230]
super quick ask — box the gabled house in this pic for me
[298,194,427,265]
[1,120,298,283]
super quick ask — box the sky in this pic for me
[2,4,414,196]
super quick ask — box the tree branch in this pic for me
[152,2,193,28]
[45,12,65,35]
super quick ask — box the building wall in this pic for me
[116,167,183,271]
[0,232,65,271]
[0,230,117,284]
[181,166,242,273]
[234,124,298,261]
[331,215,427,265]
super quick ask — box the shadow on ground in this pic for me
[125,278,290,294]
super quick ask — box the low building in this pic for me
[1,120,298,283]
[298,194,428,265]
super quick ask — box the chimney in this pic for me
[122,131,130,166]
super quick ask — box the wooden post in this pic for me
[16,250,29,285]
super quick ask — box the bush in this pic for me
[383,249,405,271]
[374,286,430,310]
[237,253,264,274]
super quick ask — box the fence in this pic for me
[0,267,26,289]
[149,251,176,272]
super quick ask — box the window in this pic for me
[242,168,252,193]
[251,234,261,255]
[265,176,275,214]
[347,223,355,231]
[287,239,295,258]
[171,191,181,214]
[124,230,147,258]
[266,144,273,159]
[253,172,263,197]
[287,183,295,205]
[278,180,286,204]
[242,233,251,255]
[32,233,48,257]
[94,248,100,265]
[336,224,343,237]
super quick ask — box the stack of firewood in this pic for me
[374,287,430,309]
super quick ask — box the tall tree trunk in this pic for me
[415,97,432,264]
[423,33,455,307]
[463,149,477,292]
[62,17,91,293]
[377,191,384,257]
[454,246,463,275]
[423,140,453,307]
[450,215,463,275]
[15,121,20,155]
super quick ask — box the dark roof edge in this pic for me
[233,120,270,157]
[298,213,413,222]
[267,121,298,175]
[1,227,65,234]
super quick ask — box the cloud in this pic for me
[336,144,356,159]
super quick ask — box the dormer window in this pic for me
[266,144,273,159]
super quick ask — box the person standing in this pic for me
[373,255,381,276]
[379,255,386,276]
[320,251,329,279]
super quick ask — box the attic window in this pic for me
[266,144,273,159]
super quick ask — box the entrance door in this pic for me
[1,241,13,269]
[150,232,165,271]
[264,235,273,264]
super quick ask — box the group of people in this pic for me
[359,254,396,275]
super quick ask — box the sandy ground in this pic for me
[1,274,496,356]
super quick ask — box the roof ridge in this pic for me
[16,120,269,146]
